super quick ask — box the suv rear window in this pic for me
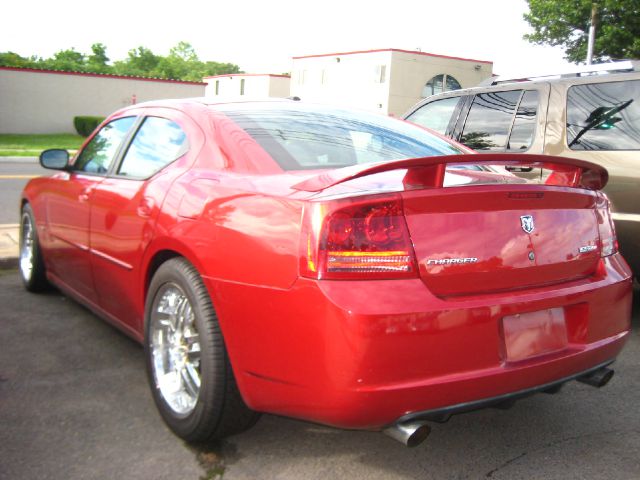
[567,80,640,151]
[216,104,464,170]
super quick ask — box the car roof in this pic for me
[482,60,640,87]
[130,97,297,109]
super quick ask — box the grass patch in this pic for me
[0,134,83,157]
[0,149,50,157]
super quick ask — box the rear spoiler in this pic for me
[291,153,608,192]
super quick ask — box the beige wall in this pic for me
[268,76,291,98]
[289,49,493,116]
[0,68,205,134]
[204,75,291,99]
[388,51,493,116]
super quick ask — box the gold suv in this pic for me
[404,62,640,280]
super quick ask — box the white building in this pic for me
[204,73,291,99]
[290,48,493,116]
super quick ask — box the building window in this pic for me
[240,78,245,96]
[375,65,387,83]
[422,74,462,97]
[215,80,219,96]
[446,75,461,91]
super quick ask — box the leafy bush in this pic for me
[73,116,105,137]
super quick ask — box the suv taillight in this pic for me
[300,195,418,280]
[596,196,618,257]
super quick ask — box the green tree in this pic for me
[0,42,241,81]
[524,0,640,63]
[0,51,34,68]
[113,46,160,76]
[41,48,86,71]
[154,42,242,81]
[170,41,199,62]
[155,42,202,81]
[202,61,242,77]
[87,43,110,73]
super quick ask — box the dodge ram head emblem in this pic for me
[520,215,535,234]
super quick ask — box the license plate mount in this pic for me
[502,307,568,362]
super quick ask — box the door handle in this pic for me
[78,186,94,202]
[137,197,155,218]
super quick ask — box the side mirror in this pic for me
[40,149,69,170]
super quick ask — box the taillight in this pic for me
[596,195,618,257]
[300,195,418,280]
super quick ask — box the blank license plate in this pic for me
[502,308,568,362]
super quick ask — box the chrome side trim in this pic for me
[50,233,89,251]
[90,248,133,270]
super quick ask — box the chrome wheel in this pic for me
[20,211,35,282]
[145,258,259,441]
[150,283,202,416]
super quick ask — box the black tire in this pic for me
[19,203,49,292]
[144,257,259,442]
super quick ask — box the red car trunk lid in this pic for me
[402,187,601,296]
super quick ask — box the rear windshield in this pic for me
[567,79,640,151]
[214,103,464,170]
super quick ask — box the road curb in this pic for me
[0,256,18,270]
[0,224,19,269]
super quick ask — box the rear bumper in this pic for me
[613,214,640,276]
[396,360,615,425]
[208,253,633,430]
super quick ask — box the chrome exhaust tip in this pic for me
[577,367,614,388]
[383,421,431,447]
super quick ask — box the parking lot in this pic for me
[0,269,638,479]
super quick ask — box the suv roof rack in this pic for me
[479,60,640,86]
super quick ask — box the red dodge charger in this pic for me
[20,99,632,446]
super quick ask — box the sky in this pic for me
[1,0,573,78]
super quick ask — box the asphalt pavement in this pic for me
[0,157,48,224]
[0,268,639,480]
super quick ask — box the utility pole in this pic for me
[586,3,598,64]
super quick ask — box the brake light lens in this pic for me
[300,196,418,280]
[596,196,618,257]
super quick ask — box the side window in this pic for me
[117,117,188,178]
[406,97,462,134]
[507,90,539,151]
[567,80,640,151]
[460,90,522,151]
[74,117,136,173]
